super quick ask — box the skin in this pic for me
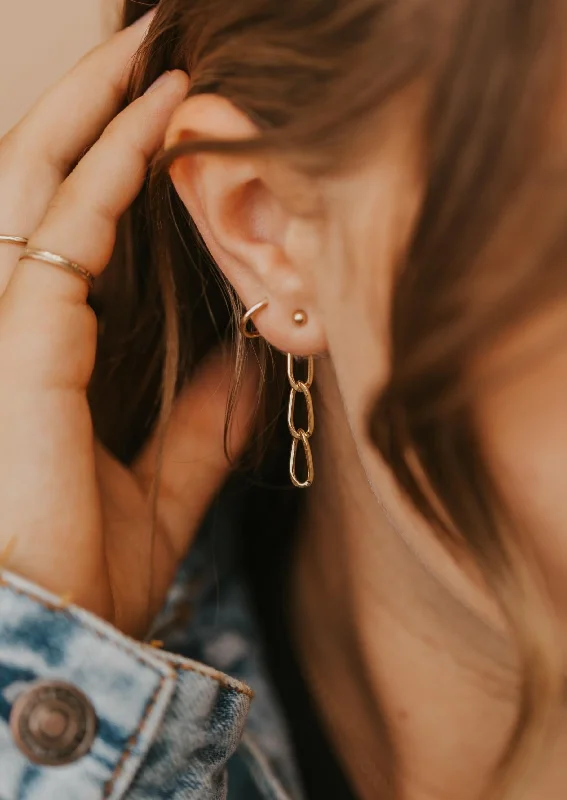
[0,13,257,637]
[4,13,567,800]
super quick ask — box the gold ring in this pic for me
[20,248,95,290]
[0,235,29,246]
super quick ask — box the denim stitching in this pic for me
[102,675,166,800]
[0,578,161,675]
[0,577,252,696]
[171,659,254,698]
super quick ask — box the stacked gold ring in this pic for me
[0,236,95,290]
[0,235,29,246]
[20,248,95,290]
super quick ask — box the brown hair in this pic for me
[91,0,567,796]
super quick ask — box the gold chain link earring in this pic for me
[287,353,315,489]
[239,301,315,488]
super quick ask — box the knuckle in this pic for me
[74,29,132,87]
[0,127,16,152]
[68,42,124,107]
[0,127,23,163]
[74,41,104,73]
[100,114,123,143]
[101,113,145,162]
[102,104,140,141]
[52,172,115,234]
[46,180,77,216]
[44,180,94,232]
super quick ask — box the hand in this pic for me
[0,14,254,637]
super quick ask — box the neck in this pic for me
[291,359,567,800]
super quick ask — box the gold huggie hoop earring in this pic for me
[240,299,269,339]
[287,353,315,489]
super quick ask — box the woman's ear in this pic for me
[164,94,327,356]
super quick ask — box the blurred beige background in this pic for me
[0,0,118,135]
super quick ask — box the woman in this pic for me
[0,0,566,797]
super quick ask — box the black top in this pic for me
[242,480,357,800]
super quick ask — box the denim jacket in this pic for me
[0,490,305,800]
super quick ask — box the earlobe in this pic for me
[164,94,327,357]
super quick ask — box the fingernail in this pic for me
[144,71,172,95]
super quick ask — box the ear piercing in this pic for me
[240,301,309,338]
[240,299,269,339]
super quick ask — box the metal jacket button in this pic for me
[10,680,97,766]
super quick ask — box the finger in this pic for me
[0,11,155,288]
[7,70,189,313]
[133,351,258,559]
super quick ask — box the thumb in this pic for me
[132,348,258,558]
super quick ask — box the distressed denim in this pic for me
[0,494,304,800]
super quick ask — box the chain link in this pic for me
[287,356,315,488]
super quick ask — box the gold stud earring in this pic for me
[240,301,315,488]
